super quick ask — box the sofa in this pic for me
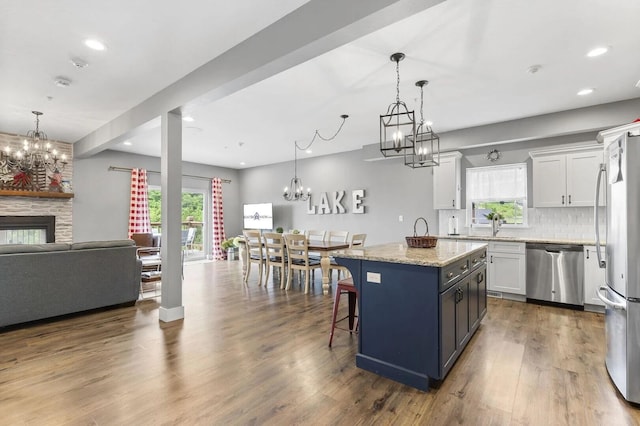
[0,240,142,328]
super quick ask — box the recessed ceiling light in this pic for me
[70,58,89,68]
[54,77,71,87]
[84,39,106,51]
[527,64,542,74]
[577,88,595,96]
[306,149,312,154]
[587,46,609,57]
[240,161,246,166]
[182,116,194,122]
[122,140,132,146]
[425,120,433,126]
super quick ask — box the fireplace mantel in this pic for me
[0,189,74,199]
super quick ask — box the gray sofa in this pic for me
[0,240,142,328]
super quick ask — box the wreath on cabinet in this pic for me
[487,149,501,162]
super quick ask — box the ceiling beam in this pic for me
[74,0,446,158]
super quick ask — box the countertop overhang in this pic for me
[333,240,487,268]
[439,235,602,246]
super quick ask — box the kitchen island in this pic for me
[334,240,487,391]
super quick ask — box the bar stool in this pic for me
[328,277,358,347]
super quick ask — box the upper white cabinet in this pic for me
[531,146,604,208]
[433,151,462,210]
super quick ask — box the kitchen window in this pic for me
[466,163,528,227]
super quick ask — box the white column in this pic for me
[159,110,184,322]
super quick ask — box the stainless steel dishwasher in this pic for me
[526,243,584,307]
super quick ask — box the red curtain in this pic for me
[211,177,226,260]
[127,168,152,238]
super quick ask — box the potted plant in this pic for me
[276,227,284,234]
[221,237,240,260]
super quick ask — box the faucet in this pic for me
[491,213,501,237]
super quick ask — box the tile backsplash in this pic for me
[438,207,605,242]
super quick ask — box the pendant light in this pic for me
[405,80,440,168]
[283,115,349,202]
[379,53,415,158]
[283,142,310,201]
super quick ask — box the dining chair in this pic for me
[327,231,349,280]
[243,229,264,286]
[305,229,326,262]
[263,232,287,289]
[284,234,321,293]
[330,233,366,280]
[305,229,326,242]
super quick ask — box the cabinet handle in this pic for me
[472,258,479,264]
[480,252,486,259]
[586,249,590,259]
[568,194,572,205]
[452,199,455,208]
[477,272,484,283]
[447,272,454,279]
[455,288,463,303]
[461,264,468,271]
[562,195,565,205]
[490,255,493,264]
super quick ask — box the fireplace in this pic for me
[0,216,55,244]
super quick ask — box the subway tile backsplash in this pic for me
[438,207,605,242]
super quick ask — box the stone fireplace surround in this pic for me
[0,131,73,243]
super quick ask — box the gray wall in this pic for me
[237,132,601,245]
[239,149,437,246]
[72,150,240,242]
[71,132,601,246]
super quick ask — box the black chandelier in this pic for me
[283,114,349,202]
[379,52,415,158]
[405,80,440,168]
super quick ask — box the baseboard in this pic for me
[159,305,185,322]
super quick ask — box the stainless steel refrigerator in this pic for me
[595,123,640,404]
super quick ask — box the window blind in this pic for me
[466,163,527,201]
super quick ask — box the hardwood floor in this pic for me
[1,260,639,425]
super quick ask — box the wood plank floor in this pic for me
[1,260,639,425]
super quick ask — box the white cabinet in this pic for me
[531,147,604,208]
[433,151,462,210]
[584,245,605,307]
[487,241,526,295]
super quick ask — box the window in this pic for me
[147,187,207,259]
[466,163,527,227]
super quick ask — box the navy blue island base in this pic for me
[335,241,487,391]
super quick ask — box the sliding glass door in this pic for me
[148,187,210,261]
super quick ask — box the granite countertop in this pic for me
[333,240,487,268]
[438,235,602,246]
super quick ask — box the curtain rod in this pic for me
[108,166,231,183]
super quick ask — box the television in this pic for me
[243,202,274,230]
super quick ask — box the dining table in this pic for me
[307,241,351,294]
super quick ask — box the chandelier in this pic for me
[379,52,415,158]
[283,143,310,201]
[405,80,440,168]
[0,111,68,191]
[283,114,349,202]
